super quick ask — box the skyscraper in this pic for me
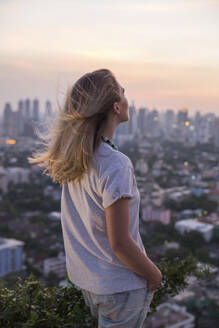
[177,107,188,126]
[164,109,176,140]
[213,117,219,148]
[3,103,13,137]
[127,101,137,136]
[33,99,39,122]
[45,100,52,119]
[17,100,24,136]
[138,107,148,135]
[146,109,160,138]
[24,99,31,120]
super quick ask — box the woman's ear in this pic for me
[112,102,120,114]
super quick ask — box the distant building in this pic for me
[145,303,195,328]
[175,107,189,143]
[135,158,149,175]
[164,109,176,140]
[168,189,192,202]
[173,290,195,302]
[0,237,25,277]
[0,167,30,193]
[44,100,53,120]
[177,107,188,126]
[175,219,214,242]
[3,103,18,137]
[164,241,180,250]
[48,211,61,221]
[17,100,24,136]
[214,117,219,148]
[24,98,31,120]
[137,107,148,135]
[33,99,39,122]
[195,113,215,144]
[199,213,219,225]
[146,109,161,138]
[43,252,66,278]
[142,205,171,225]
[128,102,138,136]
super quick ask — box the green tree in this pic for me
[0,256,211,327]
[180,231,205,252]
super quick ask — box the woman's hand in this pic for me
[147,268,162,292]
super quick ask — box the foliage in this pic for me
[164,194,218,213]
[0,273,97,328]
[180,230,205,251]
[0,255,211,327]
[149,254,211,313]
[2,182,60,213]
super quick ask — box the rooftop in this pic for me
[0,237,25,249]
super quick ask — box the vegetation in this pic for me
[2,181,60,213]
[0,255,211,327]
[0,273,97,328]
[164,194,218,213]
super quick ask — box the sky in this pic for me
[0,0,219,116]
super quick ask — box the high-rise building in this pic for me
[195,113,215,144]
[24,98,31,120]
[128,101,138,137]
[22,98,35,137]
[33,99,39,122]
[194,111,202,143]
[177,107,188,126]
[137,107,148,135]
[164,109,176,140]
[18,100,23,112]
[214,117,219,148]
[3,103,13,137]
[45,100,53,119]
[3,103,18,137]
[146,109,160,138]
[17,100,24,136]
[176,107,189,143]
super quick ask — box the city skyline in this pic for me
[0,0,219,116]
[0,98,218,119]
[0,97,219,120]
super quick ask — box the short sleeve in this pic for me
[100,165,134,209]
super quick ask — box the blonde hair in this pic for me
[28,68,121,185]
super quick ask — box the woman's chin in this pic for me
[121,114,129,122]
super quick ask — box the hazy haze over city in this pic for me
[0,0,219,116]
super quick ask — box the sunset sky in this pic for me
[0,0,219,116]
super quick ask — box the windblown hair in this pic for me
[28,68,121,185]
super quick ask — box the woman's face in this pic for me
[118,84,129,122]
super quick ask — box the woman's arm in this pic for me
[105,197,162,291]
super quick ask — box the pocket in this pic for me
[107,290,129,306]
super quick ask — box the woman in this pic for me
[28,68,162,328]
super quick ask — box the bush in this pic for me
[0,255,211,327]
[0,273,97,328]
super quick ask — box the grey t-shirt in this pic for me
[61,141,147,294]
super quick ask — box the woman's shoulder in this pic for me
[92,142,133,175]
